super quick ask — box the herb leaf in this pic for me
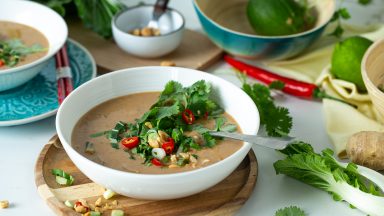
[275,206,306,216]
[242,82,292,137]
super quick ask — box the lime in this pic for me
[331,36,373,92]
[246,0,315,36]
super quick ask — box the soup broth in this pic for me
[71,92,243,174]
[0,21,48,69]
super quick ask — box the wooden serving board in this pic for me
[35,136,258,216]
[68,20,223,73]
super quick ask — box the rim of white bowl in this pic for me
[0,0,68,75]
[361,37,384,95]
[56,66,260,178]
[193,0,335,39]
[113,4,185,38]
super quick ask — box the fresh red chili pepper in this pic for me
[151,158,162,166]
[121,136,139,149]
[224,55,356,107]
[0,60,4,67]
[162,138,175,154]
[182,109,195,124]
[224,55,317,98]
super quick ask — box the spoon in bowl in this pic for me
[148,0,169,30]
[208,131,295,150]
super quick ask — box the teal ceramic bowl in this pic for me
[193,0,335,60]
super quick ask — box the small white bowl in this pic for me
[56,66,260,200]
[0,0,68,92]
[112,5,185,58]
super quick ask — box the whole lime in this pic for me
[246,0,315,36]
[331,36,373,92]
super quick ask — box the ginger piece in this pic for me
[346,131,384,170]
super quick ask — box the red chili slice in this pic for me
[182,109,195,125]
[121,136,139,149]
[162,138,175,154]
[0,60,4,67]
[151,158,162,166]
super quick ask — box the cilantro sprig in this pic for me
[241,80,292,137]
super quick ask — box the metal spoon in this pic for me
[208,131,295,150]
[148,0,169,29]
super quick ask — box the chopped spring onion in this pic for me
[103,189,116,199]
[64,200,74,208]
[85,141,95,154]
[90,211,101,216]
[51,169,74,186]
[152,148,166,160]
[111,209,124,216]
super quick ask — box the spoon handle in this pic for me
[153,0,169,20]
[208,131,295,150]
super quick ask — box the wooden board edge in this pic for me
[35,144,51,188]
[205,150,258,216]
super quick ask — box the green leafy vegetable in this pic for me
[0,39,46,67]
[274,142,384,215]
[33,0,72,16]
[275,206,306,216]
[241,82,292,137]
[51,168,74,186]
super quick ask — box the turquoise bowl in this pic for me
[193,0,335,60]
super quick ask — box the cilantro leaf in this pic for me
[242,82,292,137]
[269,80,285,90]
[275,206,306,216]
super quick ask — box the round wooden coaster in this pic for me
[35,135,258,216]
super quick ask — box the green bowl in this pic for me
[193,0,335,60]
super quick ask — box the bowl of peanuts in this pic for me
[112,4,185,58]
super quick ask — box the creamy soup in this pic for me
[72,92,243,174]
[0,21,48,70]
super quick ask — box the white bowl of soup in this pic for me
[56,67,260,200]
[0,0,67,91]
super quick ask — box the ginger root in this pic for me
[346,131,384,171]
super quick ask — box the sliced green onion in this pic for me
[89,131,108,138]
[51,169,74,186]
[90,211,101,216]
[64,200,74,208]
[152,148,166,160]
[111,209,124,216]
[103,189,116,199]
[114,121,126,131]
[85,142,95,154]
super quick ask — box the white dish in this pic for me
[56,66,260,200]
[112,5,185,58]
[0,0,68,91]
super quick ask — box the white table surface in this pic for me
[1,0,383,215]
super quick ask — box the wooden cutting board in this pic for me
[68,20,223,73]
[35,135,258,216]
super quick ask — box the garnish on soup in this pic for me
[0,21,48,69]
[72,80,242,173]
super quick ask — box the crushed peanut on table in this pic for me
[160,60,176,66]
[0,200,9,209]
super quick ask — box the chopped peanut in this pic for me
[160,61,176,67]
[140,27,153,36]
[111,200,118,206]
[95,197,102,207]
[0,200,9,209]
[168,164,179,168]
[202,159,210,165]
[82,212,90,216]
[131,28,141,36]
